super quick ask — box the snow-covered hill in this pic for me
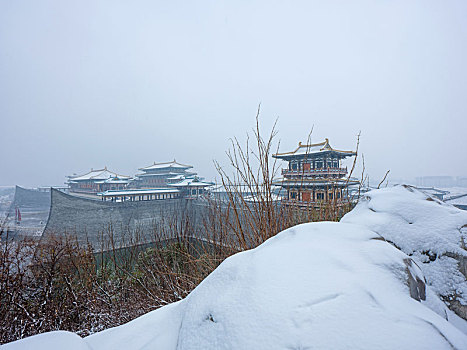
[4,186,467,349]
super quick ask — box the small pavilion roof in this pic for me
[272,139,356,160]
[69,167,131,182]
[135,171,197,178]
[169,177,213,188]
[139,160,193,171]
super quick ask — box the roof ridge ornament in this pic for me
[322,138,331,150]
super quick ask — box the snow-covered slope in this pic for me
[171,222,466,350]
[5,221,467,349]
[342,185,467,320]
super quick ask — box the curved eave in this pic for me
[169,182,212,188]
[273,150,356,161]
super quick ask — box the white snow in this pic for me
[446,194,467,206]
[85,301,184,350]
[341,185,467,307]
[442,187,467,200]
[3,331,91,350]
[174,222,467,350]
[169,178,212,187]
[70,169,131,181]
[4,185,467,349]
[273,139,356,158]
[139,161,193,171]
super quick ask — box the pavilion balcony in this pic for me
[281,167,347,177]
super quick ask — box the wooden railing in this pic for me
[281,167,347,176]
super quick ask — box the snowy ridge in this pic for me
[342,185,467,309]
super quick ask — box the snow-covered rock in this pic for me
[342,185,467,320]
[5,186,467,349]
[171,222,466,350]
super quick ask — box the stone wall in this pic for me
[12,186,51,209]
[43,189,208,249]
[2,186,51,238]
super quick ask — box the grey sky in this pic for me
[1,0,466,187]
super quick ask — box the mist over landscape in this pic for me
[2,2,467,349]
[1,0,466,187]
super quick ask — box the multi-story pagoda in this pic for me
[67,167,131,194]
[272,139,358,206]
[132,160,197,188]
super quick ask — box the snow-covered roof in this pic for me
[169,178,212,188]
[69,168,130,182]
[135,172,187,178]
[139,160,193,171]
[442,187,467,200]
[445,194,467,206]
[273,138,356,160]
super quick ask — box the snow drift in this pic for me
[4,186,467,349]
[342,185,467,320]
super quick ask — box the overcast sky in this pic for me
[1,0,466,187]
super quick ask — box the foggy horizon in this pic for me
[1,1,466,187]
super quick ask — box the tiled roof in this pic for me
[139,160,193,171]
[69,168,131,181]
[273,139,356,159]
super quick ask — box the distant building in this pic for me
[67,167,131,194]
[415,176,455,188]
[169,177,213,199]
[97,188,180,202]
[97,176,213,202]
[208,184,284,202]
[68,160,213,201]
[272,139,359,207]
[132,160,197,188]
